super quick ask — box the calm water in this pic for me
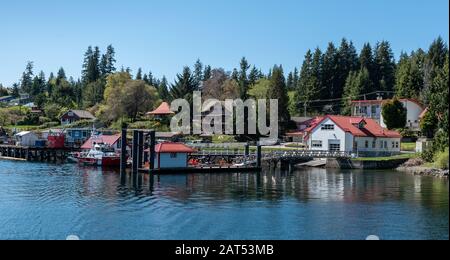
[0,160,448,240]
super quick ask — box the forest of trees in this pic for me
[0,37,448,155]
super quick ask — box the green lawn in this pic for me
[353,153,418,161]
[401,142,416,152]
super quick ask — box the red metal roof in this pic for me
[305,115,401,139]
[147,102,175,115]
[81,134,121,150]
[155,143,195,153]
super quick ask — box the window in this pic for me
[321,124,335,130]
[170,153,178,158]
[380,141,384,148]
[372,141,376,148]
[365,141,369,148]
[329,143,341,152]
[384,141,388,149]
[392,142,395,148]
[371,106,377,114]
[312,140,323,148]
[396,142,400,148]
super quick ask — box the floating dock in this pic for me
[138,166,262,174]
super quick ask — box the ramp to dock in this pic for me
[296,159,327,168]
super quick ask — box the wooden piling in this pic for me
[120,128,128,173]
[256,145,262,168]
[132,130,139,174]
[149,130,156,173]
[138,131,144,169]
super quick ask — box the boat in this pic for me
[78,143,122,167]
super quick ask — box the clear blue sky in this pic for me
[1,0,448,87]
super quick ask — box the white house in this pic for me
[351,98,425,130]
[154,143,195,169]
[304,116,402,156]
[15,131,39,147]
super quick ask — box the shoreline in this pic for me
[396,165,449,178]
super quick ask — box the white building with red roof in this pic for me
[303,115,402,156]
[351,98,425,130]
[153,142,195,169]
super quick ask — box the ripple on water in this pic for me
[0,160,448,240]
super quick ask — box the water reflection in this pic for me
[0,161,448,240]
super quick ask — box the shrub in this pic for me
[38,122,60,129]
[433,148,449,169]
[421,149,435,163]
[382,98,407,130]
[212,135,236,143]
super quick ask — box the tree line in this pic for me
[1,38,448,143]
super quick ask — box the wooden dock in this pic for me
[0,145,73,162]
[138,166,262,174]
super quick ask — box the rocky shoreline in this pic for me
[397,166,449,178]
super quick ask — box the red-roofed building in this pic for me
[303,115,401,156]
[81,134,122,152]
[147,102,175,119]
[351,98,425,130]
[153,143,195,169]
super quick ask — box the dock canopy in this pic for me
[147,102,175,116]
[154,143,196,153]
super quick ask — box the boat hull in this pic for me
[78,156,121,167]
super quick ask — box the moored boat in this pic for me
[78,144,122,167]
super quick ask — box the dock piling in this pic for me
[256,145,262,169]
[137,131,144,169]
[148,130,156,173]
[120,128,127,173]
[132,130,139,174]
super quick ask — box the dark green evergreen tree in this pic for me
[238,57,250,99]
[374,41,396,93]
[203,65,212,81]
[342,68,372,115]
[268,65,290,134]
[321,43,338,100]
[82,46,101,84]
[20,61,34,94]
[158,76,170,102]
[100,45,116,76]
[136,68,143,80]
[193,59,203,89]
[170,66,196,103]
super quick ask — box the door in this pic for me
[328,140,341,152]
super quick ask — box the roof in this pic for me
[15,131,36,137]
[147,102,174,115]
[306,115,401,139]
[351,98,425,109]
[419,107,429,119]
[81,134,121,150]
[65,110,96,120]
[291,117,313,123]
[155,143,195,153]
[155,132,182,138]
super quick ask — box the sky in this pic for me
[0,0,448,87]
